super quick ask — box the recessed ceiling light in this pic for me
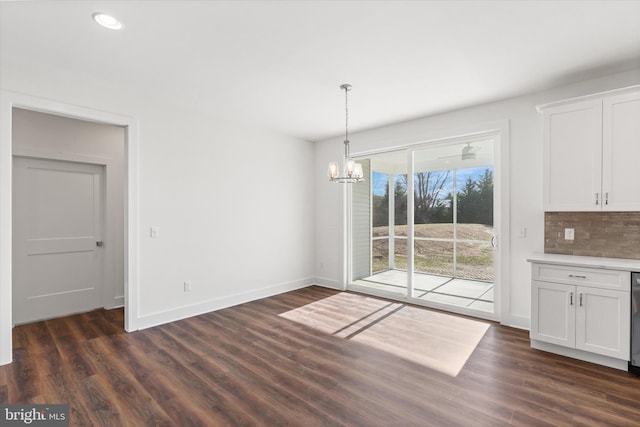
[92,12,123,30]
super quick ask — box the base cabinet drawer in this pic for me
[532,263,629,290]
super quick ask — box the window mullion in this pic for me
[453,168,457,278]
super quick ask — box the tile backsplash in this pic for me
[544,212,640,259]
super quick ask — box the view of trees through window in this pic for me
[372,166,494,281]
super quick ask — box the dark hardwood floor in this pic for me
[2,286,640,426]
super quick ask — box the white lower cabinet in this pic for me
[531,281,576,348]
[575,286,629,359]
[530,263,630,366]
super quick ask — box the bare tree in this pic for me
[398,171,451,224]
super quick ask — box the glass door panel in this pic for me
[456,166,494,283]
[372,171,390,274]
[411,140,495,315]
[351,150,408,296]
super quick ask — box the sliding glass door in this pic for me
[349,134,497,319]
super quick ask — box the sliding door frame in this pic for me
[346,123,510,323]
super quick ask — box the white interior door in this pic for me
[13,157,104,325]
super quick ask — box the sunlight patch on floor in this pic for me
[280,292,490,377]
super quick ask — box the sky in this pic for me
[372,166,493,197]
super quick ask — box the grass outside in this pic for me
[371,223,494,281]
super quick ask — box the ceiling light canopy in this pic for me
[328,84,364,184]
[92,12,123,30]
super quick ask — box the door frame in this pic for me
[0,90,140,365]
[345,122,510,323]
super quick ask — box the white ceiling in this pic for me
[1,1,639,141]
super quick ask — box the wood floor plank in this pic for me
[8,349,40,403]
[103,333,176,404]
[41,369,95,427]
[78,374,126,426]
[2,286,640,426]
[185,314,388,426]
[145,348,257,426]
[21,320,58,355]
[164,318,347,426]
[81,337,175,426]
[159,397,213,427]
[160,323,301,426]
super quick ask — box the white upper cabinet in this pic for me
[602,91,640,211]
[541,87,640,212]
[543,100,602,211]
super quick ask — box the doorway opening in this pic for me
[349,133,501,320]
[0,91,139,366]
[12,109,125,326]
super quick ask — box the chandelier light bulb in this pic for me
[353,163,363,179]
[346,159,355,176]
[328,162,338,179]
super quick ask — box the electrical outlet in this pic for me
[150,226,160,238]
[564,228,575,241]
[184,281,192,292]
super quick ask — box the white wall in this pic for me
[12,108,126,309]
[1,59,315,333]
[314,68,640,329]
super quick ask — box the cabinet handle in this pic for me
[570,292,574,306]
[579,293,583,307]
[595,193,599,205]
[568,274,586,279]
[605,192,609,205]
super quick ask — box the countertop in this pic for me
[527,253,640,271]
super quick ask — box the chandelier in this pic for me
[327,84,364,183]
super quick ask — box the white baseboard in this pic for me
[500,314,529,330]
[313,277,344,290]
[135,277,314,330]
[105,296,124,310]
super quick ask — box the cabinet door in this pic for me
[543,100,602,211]
[602,91,640,211]
[531,280,576,347]
[575,286,630,360]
